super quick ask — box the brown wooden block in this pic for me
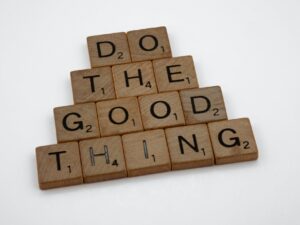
[35,142,83,189]
[153,55,199,92]
[180,86,227,124]
[112,61,158,98]
[208,118,259,165]
[122,129,171,177]
[54,103,100,143]
[71,67,116,104]
[79,136,127,183]
[165,124,214,170]
[138,92,185,129]
[87,32,131,67]
[96,97,143,136]
[127,26,172,62]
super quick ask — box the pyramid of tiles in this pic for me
[35,26,259,190]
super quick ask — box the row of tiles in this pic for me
[36,118,259,190]
[87,26,172,67]
[54,87,227,143]
[71,55,198,104]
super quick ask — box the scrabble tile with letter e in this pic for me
[180,86,227,124]
[36,142,83,189]
[87,32,131,67]
[127,26,172,62]
[79,136,127,183]
[112,61,157,98]
[208,118,258,165]
[153,55,199,92]
[122,129,171,177]
[71,67,115,104]
[165,124,214,170]
[54,103,100,143]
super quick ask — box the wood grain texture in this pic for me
[127,26,172,62]
[180,86,227,124]
[138,91,185,129]
[71,67,115,104]
[122,129,171,177]
[54,103,100,143]
[79,136,127,183]
[96,97,143,136]
[165,124,214,170]
[35,142,83,189]
[112,61,157,98]
[153,55,199,92]
[87,32,131,67]
[208,118,259,165]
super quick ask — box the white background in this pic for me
[0,0,299,224]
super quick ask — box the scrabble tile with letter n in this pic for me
[35,26,259,189]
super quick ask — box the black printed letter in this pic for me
[83,75,100,92]
[178,134,199,154]
[150,101,171,119]
[108,107,129,124]
[167,65,184,83]
[124,69,143,87]
[139,35,158,51]
[218,128,241,147]
[96,41,116,58]
[191,96,211,114]
[62,112,83,131]
[48,151,66,171]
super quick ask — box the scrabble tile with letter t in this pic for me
[36,142,83,189]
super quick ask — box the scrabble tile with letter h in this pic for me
[35,26,259,189]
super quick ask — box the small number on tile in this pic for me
[151,154,156,162]
[201,148,206,156]
[67,165,72,173]
[186,77,190,84]
[243,141,250,149]
[145,81,152,88]
[112,159,119,167]
[117,52,124,59]
[173,113,178,120]
[86,125,92,132]
[213,108,219,116]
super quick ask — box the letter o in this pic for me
[139,35,158,51]
[150,101,171,119]
[109,106,129,124]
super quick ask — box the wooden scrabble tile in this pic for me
[153,55,199,92]
[112,61,158,98]
[127,26,172,62]
[180,86,228,124]
[79,136,127,183]
[96,97,143,136]
[54,103,100,143]
[87,32,131,67]
[165,124,214,170]
[138,92,185,129]
[71,67,116,104]
[208,118,259,165]
[122,129,171,177]
[36,142,83,189]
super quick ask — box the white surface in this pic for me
[0,0,299,224]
